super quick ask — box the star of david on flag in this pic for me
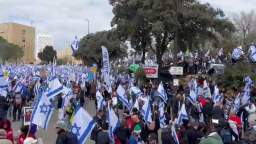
[31,93,54,129]
[71,107,96,144]
[72,123,81,137]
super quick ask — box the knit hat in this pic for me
[133,124,141,134]
[56,121,67,131]
[24,137,38,144]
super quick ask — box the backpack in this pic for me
[220,129,232,144]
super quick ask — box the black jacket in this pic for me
[56,131,78,144]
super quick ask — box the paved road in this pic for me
[12,98,96,144]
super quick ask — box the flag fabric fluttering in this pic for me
[232,46,243,60]
[159,102,166,128]
[96,91,105,110]
[46,77,64,99]
[177,103,189,126]
[116,85,132,110]
[249,45,256,62]
[141,98,152,124]
[71,107,96,144]
[0,73,8,90]
[108,104,120,141]
[101,46,111,91]
[71,36,79,54]
[212,85,223,105]
[203,80,211,98]
[241,76,253,105]
[233,94,241,113]
[157,82,168,103]
[31,93,54,129]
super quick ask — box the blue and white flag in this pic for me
[171,126,180,144]
[130,86,142,98]
[31,93,54,129]
[108,105,120,141]
[71,107,96,144]
[102,46,111,90]
[71,36,79,54]
[96,91,105,110]
[233,94,241,113]
[203,80,211,98]
[141,98,152,123]
[249,45,256,62]
[116,85,132,110]
[157,82,168,103]
[0,74,8,90]
[159,102,166,128]
[0,88,7,97]
[242,76,253,105]
[232,46,243,60]
[177,103,189,126]
[47,78,63,99]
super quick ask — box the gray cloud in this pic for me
[0,0,113,49]
[0,0,255,49]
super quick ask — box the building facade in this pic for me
[0,22,35,64]
[36,34,54,62]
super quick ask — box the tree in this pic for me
[233,11,256,46]
[110,0,235,66]
[74,29,127,67]
[38,46,57,64]
[0,37,24,63]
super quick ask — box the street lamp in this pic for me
[84,19,90,35]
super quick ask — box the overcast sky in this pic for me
[0,0,255,49]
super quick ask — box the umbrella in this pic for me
[129,64,140,73]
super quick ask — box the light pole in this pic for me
[84,19,90,35]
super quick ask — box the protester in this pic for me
[0,129,12,144]
[0,120,14,143]
[55,121,78,144]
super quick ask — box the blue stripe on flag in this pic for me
[79,120,96,144]
[47,86,63,98]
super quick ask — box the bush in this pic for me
[215,63,256,89]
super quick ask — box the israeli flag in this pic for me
[31,93,54,129]
[141,98,152,123]
[157,82,168,103]
[188,89,197,104]
[71,36,79,54]
[0,74,8,90]
[71,107,96,144]
[130,86,142,98]
[177,104,189,126]
[108,105,120,141]
[232,46,243,60]
[0,88,7,97]
[96,91,105,110]
[249,45,256,62]
[241,87,251,106]
[159,102,166,128]
[116,85,132,110]
[233,94,241,113]
[203,80,211,98]
[171,126,180,144]
[46,78,63,99]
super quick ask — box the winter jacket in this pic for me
[56,131,78,144]
[199,132,223,144]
